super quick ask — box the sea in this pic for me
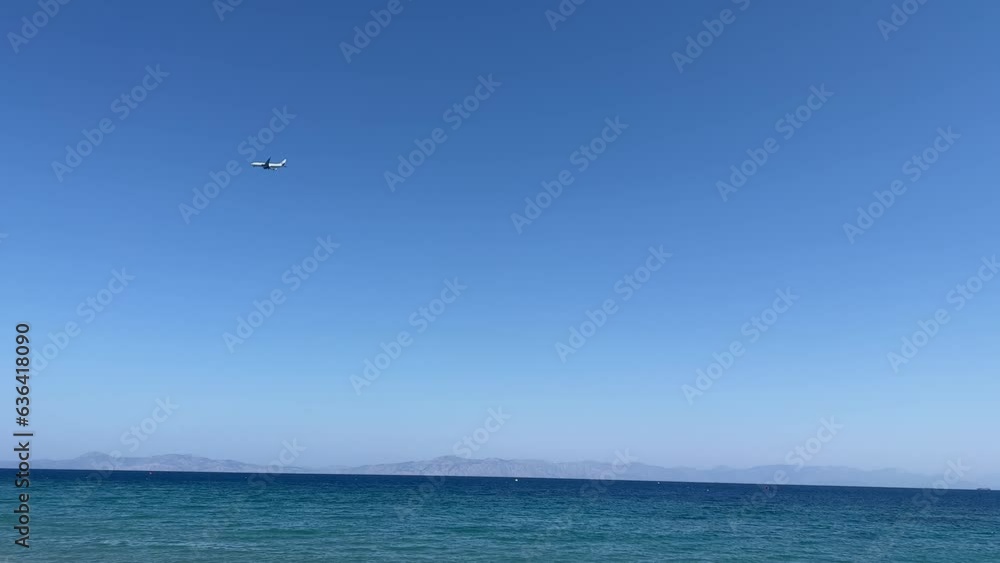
[0,469,997,562]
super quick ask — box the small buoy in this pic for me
[514,478,518,482]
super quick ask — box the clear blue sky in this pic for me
[3,1,998,477]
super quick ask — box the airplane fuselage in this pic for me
[251,159,287,170]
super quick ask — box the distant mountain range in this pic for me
[6,453,996,489]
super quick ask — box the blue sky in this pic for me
[2,0,998,477]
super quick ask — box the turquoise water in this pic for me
[1,470,997,561]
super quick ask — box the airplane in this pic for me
[251,157,287,170]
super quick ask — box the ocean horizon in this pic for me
[18,452,996,490]
[7,465,994,491]
[3,469,997,561]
